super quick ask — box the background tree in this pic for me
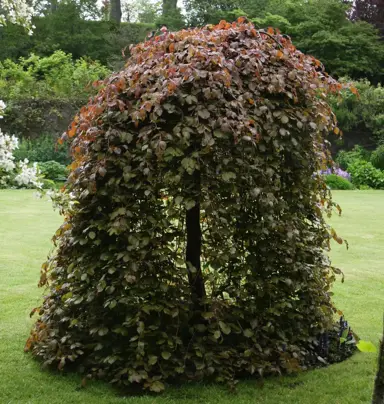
[34,0,101,19]
[109,0,122,23]
[122,0,162,23]
[276,0,384,82]
[350,0,384,37]
[329,79,384,151]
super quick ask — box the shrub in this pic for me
[336,145,370,171]
[371,145,384,170]
[0,131,42,189]
[325,174,354,190]
[359,184,372,190]
[26,20,352,392]
[0,52,109,139]
[13,134,70,165]
[0,51,109,102]
[1,99,80,139]
[348,160,384,189]
[38,161,68,181]
[41,178,56,189]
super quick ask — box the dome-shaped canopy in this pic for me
[26,19,347,392]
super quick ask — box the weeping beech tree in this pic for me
[26,19,350,391]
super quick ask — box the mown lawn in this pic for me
[0,190,382,404]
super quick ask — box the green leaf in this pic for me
[195,323,206,332]
[88,231,96,240]
[175,196,183,205]
[244,349,252,357]
[213,130,226,138]
[357,340,377,353]
[161,351,171,360]
[197,109,210,119]
[128,372,142,383]
[213,330,221,339]
[181,157,196,175]
[186,95,198,105]
[98,327,109,336]
[221,172,236,182]
[185,199,196,210]
[148,355,158,365]
[194,360,205,370]
[62,292,73,301]
[150,381,165,393]
[243,328,254,338]
[219,321,231,335]
[317,356,327,364]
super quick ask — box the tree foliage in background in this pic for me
[350,0,384,37]
[0,2,154,66]
[271,0,384,82]
[35,0,102,19]
[123,0,162,23]
[330,80,384,149]
[0,51,109,101]
[26,20,349,391]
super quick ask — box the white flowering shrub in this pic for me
[14,159,43,188]
[0,0,34,35]
[0,131,17,171]
[0,107,42,190]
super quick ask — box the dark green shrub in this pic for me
[2,99,80,139]
[41,179,56,189]
[371,145,384,170]
[336,145,370,171]
[26,20,352,392]
[349,160,384,189]
[14,134,70,165]
[38,161,68,181]
[330,80,384,148]
[325,174,355,190]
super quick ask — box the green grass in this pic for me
[0,189,382,404]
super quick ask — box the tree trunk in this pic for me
[373,316,384,403]
[162,0,177,16]
[186,169,206,305]
[50,0,58,13]
[109,0,122,24]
